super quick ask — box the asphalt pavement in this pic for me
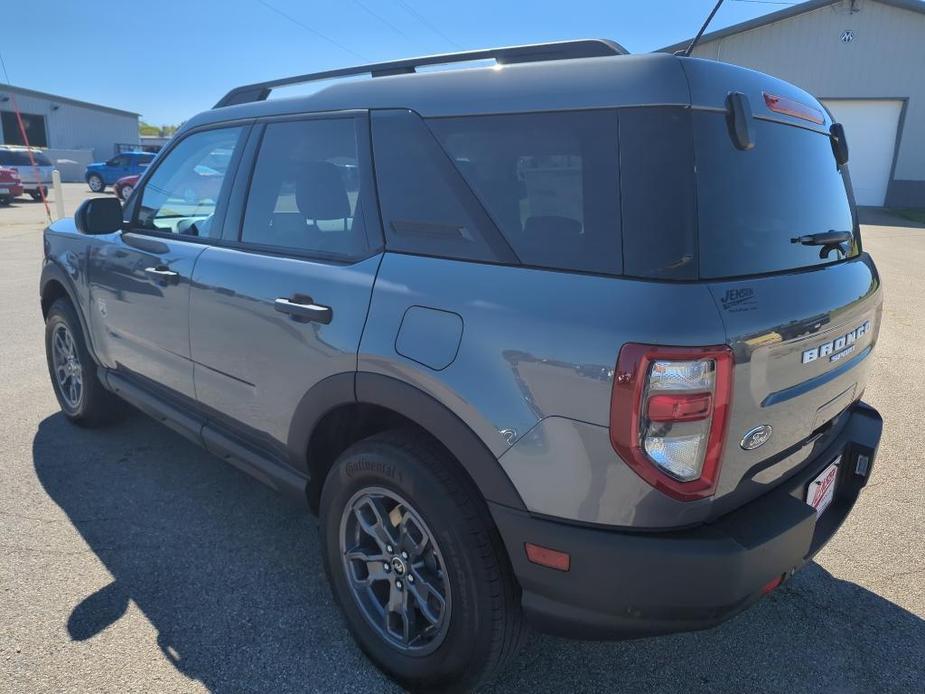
[1,185,922,693]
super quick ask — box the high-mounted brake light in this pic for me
[610,344,734,501]
[763,92,824,125]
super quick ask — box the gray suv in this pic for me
[40,40,883,691]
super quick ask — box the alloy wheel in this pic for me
[51,323,83,410]
[339,487,452,655]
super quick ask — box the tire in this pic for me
[0,196,10,205]
[87,174,104,193]
[320,430,525,692]
[29,187,46,201]
[118,184,133,202]
[44,298,119,427]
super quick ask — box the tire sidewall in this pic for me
[45,301,96,421]
[87,175,103,192]
[320,440,496,688]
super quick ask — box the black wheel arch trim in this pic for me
[287,371,527,511]
[355,372,525,510]
[40,261,100,365]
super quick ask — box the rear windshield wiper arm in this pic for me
[791,230,853,246]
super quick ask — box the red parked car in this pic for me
[0,166,24,204]
[113,174,140,203]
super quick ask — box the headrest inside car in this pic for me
[296,161,350,221]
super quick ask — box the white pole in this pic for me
[52,169,65,220]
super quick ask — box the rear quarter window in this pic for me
[371,109,514,264]
[428,110,622,275]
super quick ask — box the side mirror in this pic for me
[830,122,849,166]
[74,197,124,235]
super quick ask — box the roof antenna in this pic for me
[677,0,726,57]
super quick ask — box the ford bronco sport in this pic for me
[40,40,883,691]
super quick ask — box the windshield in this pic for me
[693,111,858,279]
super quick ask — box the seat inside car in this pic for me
[264,161,362,256]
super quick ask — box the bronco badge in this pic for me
[802,320,870,364]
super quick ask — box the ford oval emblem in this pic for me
[741,425,773,450]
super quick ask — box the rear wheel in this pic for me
[44,298,119,427]
[320,430,525,691]
[29,187,46,201]
[87,174,104,193]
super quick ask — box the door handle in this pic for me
[144,266,180,285]
[274,296,333,324]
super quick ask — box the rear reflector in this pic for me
[762,575,784,594]
[647,392,713,422]
[763,92,824,125]
[525,543,571,572]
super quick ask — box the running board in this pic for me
[102,369,308,501]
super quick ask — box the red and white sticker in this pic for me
[806,457,841,517]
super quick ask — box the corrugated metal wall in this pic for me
[0,89,138,162]
[691,0,925,206]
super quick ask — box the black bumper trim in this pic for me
[490,401,882,640]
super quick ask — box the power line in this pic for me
[353,0,413,41]
[256,0,368,61]
[395,0,465,50]
[729,0,799,5]
[0,47,12,84]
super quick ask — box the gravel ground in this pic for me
[1,185,923,693]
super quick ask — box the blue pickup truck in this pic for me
[85,151,155,193]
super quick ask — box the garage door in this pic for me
[821,99,902,206]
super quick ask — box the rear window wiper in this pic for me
[790,230,853,246]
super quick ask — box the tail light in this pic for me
[610,344,734,501]
[763,92,824,125]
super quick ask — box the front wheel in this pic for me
[119,184,134,202]
[87,174,104,193]
[320,430,525,691]
[44,298,119,427]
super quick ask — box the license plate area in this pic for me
[806,456,841,517]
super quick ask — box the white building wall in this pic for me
[690,0,925,205]
[0,88,138,161]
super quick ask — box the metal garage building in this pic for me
[662,0,925,207]
[0,83,139,181]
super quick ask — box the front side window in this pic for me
[135,127,242,238]
[240,118,369,258]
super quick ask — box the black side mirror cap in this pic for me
[725,91,755,151]
[830,122,849,167]
[74,197,124,235]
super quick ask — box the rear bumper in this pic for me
[0,183,23,197]
[490,401,882,640]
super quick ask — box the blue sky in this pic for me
[1,0,791,125]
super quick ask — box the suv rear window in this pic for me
[693,111,857,279]
[0,149,51,166]
[428,111,621,275]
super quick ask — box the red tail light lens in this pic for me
[763,92,824,125]
[610,344,734,501]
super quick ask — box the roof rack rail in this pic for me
[214,38,627,109]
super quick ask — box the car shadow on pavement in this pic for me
[34,412,924,694]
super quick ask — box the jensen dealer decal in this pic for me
[802,320,870,364]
